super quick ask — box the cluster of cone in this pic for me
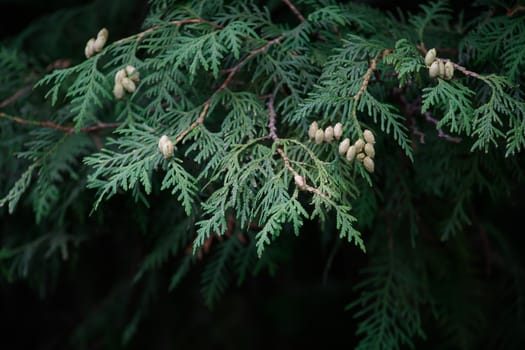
[308,121,376,174]
[113,66,140,99]
[425,48,454,80]
[308,121,343,144]
[338,129,376,173]
[85,28,108,58]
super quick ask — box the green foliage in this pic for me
[347,252,427,349]
[1,0,525,348]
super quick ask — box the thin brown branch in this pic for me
[79,122,122,133]
[507,5,525,16]
[267,94,278,141]
[0,84,33,108]
[353,49,392,105]
[0,112,120,134]
[452,62,482,79]
[412,124,427,144]
[276,147,328,199]
[424,112,462,143]
[266,89,326,198]
[114,18,222,45]
[282,0,305,22]
[175,99,211,144]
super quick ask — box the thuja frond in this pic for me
[200,235,240,308]
[348,253,427,349]
[194,140,275,251]
[383,39,424,87]
[84,124,162,210]
[26,132,93,222]
[0,46,30,99]
[219,90,267,145]
[461,8,525,79]
[160,160,198,216]
[409,0,452,43]
[306,3,376,33]
[134,216,194,282]
[184,125,225,180]
[253,177,308,257]
[35,63,85,106]
[422,79,475,134]
[1,124,92,221]
[66,57,113,130]
[0,163,37,214]
[472,74,525,154]
[359,91,413,160]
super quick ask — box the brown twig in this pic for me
[353,49,393,106]
[507,5,525,16]
[267,94,279,141]
[114,18,222,45]
[0,112,120,134]
[0,85,33,108]
[282,0,306,22]
[276,147,328,199]
[423,112,462,143]
[451,62,482,79]
[266,94,328,198]
[412,123,427,144]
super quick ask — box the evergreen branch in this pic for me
[282,0,305,23]
[396,91,462,144]
[0,163,37,213]
[175,35,284,145]
[0,112,120,134]
[200,234,240,308]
